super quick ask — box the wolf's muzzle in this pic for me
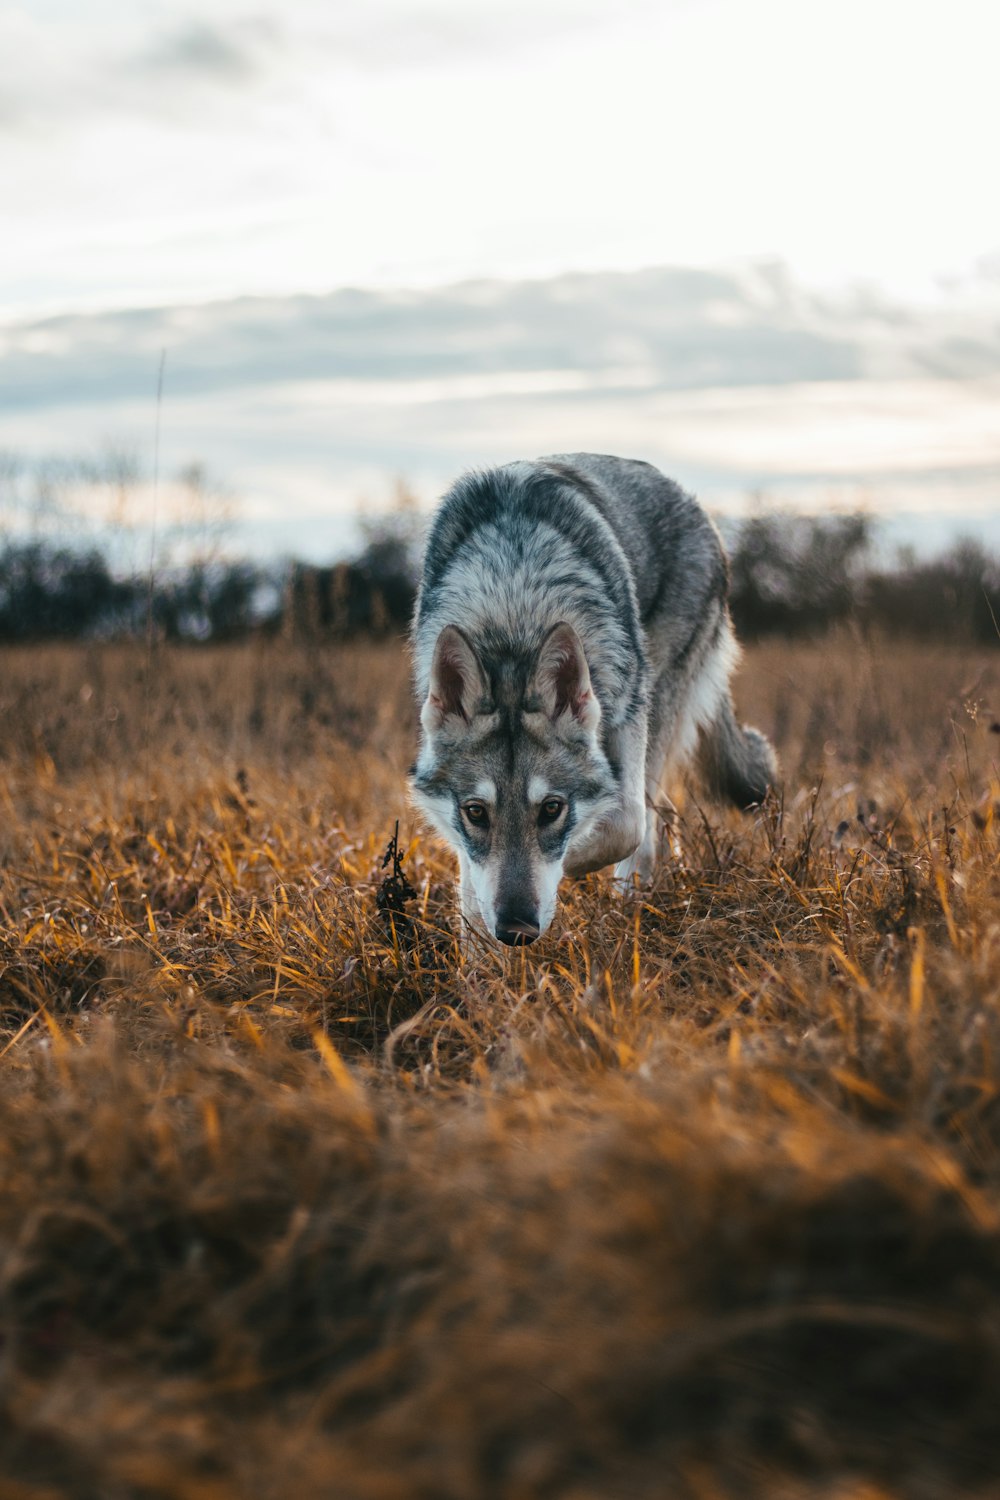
[495,908,541,946]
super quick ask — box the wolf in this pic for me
[409,453,775,945]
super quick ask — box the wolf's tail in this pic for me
[697,695,777,810]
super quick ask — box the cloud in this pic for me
[0,0,658,138]
[132,19,276,82]
[0,9,281,135]
[0,0,625,139]
[0,261,997,556]
[301,0,662,69]
[3,259,998,422]
[0,264,876,410]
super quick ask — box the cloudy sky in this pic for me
[2,0,998,556]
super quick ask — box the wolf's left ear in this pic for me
[423,624,487,732]
[530,622,600,732]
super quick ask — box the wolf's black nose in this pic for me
[496,910,541,946]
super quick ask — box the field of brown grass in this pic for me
[1,633,999,1498]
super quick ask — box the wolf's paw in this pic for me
[611,805,675,889]
[564,801,645,878]
[612,845,656,890]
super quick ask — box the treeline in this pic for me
[726,513,1000,644]
[0,542,266,642]
[0,449,423,644]
[0,527,417,643]
[0,512,997,645]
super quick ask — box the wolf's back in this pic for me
[412,458,652,720]
[538,453,729,624]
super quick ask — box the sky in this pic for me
[1,0,998,558]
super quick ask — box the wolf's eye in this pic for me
[538,797,566,827]
[463,801,489,828]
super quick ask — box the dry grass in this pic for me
[1,633,999,1498]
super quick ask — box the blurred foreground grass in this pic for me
[0,635,999,1498]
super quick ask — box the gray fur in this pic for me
[410,453,776,943]
[697,699,775,809]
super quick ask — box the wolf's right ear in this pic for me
[422,625,487,732]
[530,622,601,733]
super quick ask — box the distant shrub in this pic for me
[0,541,132,641]
[863,539,1000,645]
[727,514,1000,645]
[727,513,873,639]
[283,556,416,640]
[0,541,273,644]
[283,497,421,640]
[150,560,274,642]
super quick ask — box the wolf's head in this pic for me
[410,621,619,944]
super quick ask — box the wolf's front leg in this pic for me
[563,797,646,877]
[613,804,660,885]
[613,785,682,886]
[564,717,647,877]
